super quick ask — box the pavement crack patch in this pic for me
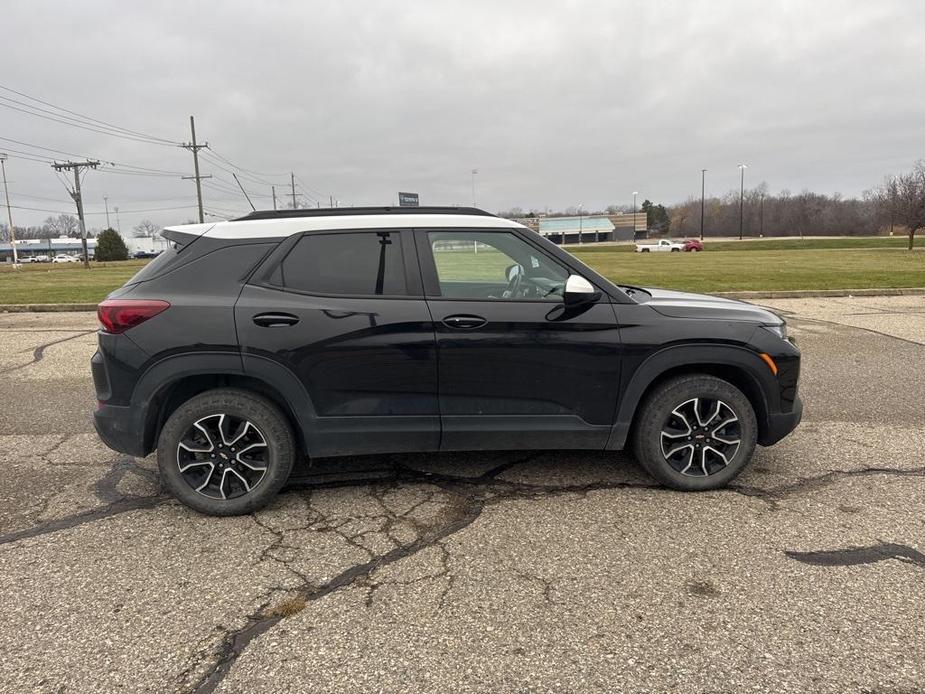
[0,455,164,546]
[1,330,95,374]
[728,465,925,508]
[0,495,167,546]
[785,542,925,568]
[190,488,486,694]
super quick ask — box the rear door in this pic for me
[235,228,439,457]
[416,228,622,451]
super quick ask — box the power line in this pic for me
[0,137,187,176]
[0,99,179,147]
[0,83,181,145]
[206,148,289,182]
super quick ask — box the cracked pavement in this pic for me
[0,297,922,693]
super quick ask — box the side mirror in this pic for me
[563,274,599,306]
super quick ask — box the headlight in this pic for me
[762,324,788,341]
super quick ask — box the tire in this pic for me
[671,247,680,252]
[641,248,649,253]
[157,388,296,515]
[631,374,757,491]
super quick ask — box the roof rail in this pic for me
[232,206,496,221]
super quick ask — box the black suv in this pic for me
[92,207,801,515]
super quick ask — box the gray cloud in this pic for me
[2,0,923,231]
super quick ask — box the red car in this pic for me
[683,239,704,252]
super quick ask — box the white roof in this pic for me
[165,213,525,241]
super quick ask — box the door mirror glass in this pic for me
[563,275,598,306]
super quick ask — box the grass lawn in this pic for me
[0,260,149,304]
[571,245,924,293]
[0,237,922,304]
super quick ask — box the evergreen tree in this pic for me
[95,228,129,261]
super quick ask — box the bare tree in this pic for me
[44,214,79,237]
[876,162,925,250]
[133,219,160,238]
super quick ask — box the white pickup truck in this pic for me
[635,239,684,253]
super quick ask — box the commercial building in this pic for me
[0,237,97,262]
[513,212,647,244]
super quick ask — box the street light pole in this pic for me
[700,169,707,241]
[738,163,747,240]
[471,169,479,207]
[578,203,583,245]
[0,154,19,266]
[632,191,639,237]
[104,195,111,229]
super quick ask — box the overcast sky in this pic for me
[2,0,923,232]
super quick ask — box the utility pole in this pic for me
[52,159,99,269]
[632,191,639,238]
[181,116,211,223]
[700,169,707,241]
[114,206,121,232]
[103,195,111,229]
[272,185,277,211]
[0,154,20,266]
[290,172,297,209]
[759,193,765,237]
[738,163,747,240]
[471,169,479,207]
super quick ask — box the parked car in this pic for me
[635,239,685,252]
[52,254,79,263]
[132,250,161,259]
[683,239,704,252]
[92,207,802,515]
[32,254,50,263]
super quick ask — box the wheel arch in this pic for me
[606,344,777,450]
[132,353,313,457]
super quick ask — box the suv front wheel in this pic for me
[157,389,295,515]
[632,374,757,490]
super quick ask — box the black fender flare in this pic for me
[130,351,319,456]
[605,343,777,450]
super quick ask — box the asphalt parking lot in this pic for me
[0,296,923,693]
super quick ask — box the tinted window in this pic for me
[275,231,406,296]
[428,231,568,301]
[125,245,182,284]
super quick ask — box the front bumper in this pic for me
[759,394,803,446]
[94,402,149,457]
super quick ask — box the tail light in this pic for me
[97,299,170,334]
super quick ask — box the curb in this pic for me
[714,288,925,300]
[0,304,98,313]
[0,287,923,312]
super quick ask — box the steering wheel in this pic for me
[503,264,525,299]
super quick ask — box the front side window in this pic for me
[273,231,406,296]
[428,231,568,301]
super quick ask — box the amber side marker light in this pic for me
[759,352,778,376]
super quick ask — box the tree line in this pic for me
[498,160,925,248]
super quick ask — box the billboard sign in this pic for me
[398,192,419,207]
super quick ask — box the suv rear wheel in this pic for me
[157,389,295,515]
[632,374,757,490]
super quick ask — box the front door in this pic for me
[417,228,622,451]
[236,228,438,457]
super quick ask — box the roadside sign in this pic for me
[398,192,419,207]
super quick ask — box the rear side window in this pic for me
[125,245,182,284]
[272,231,406,296]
